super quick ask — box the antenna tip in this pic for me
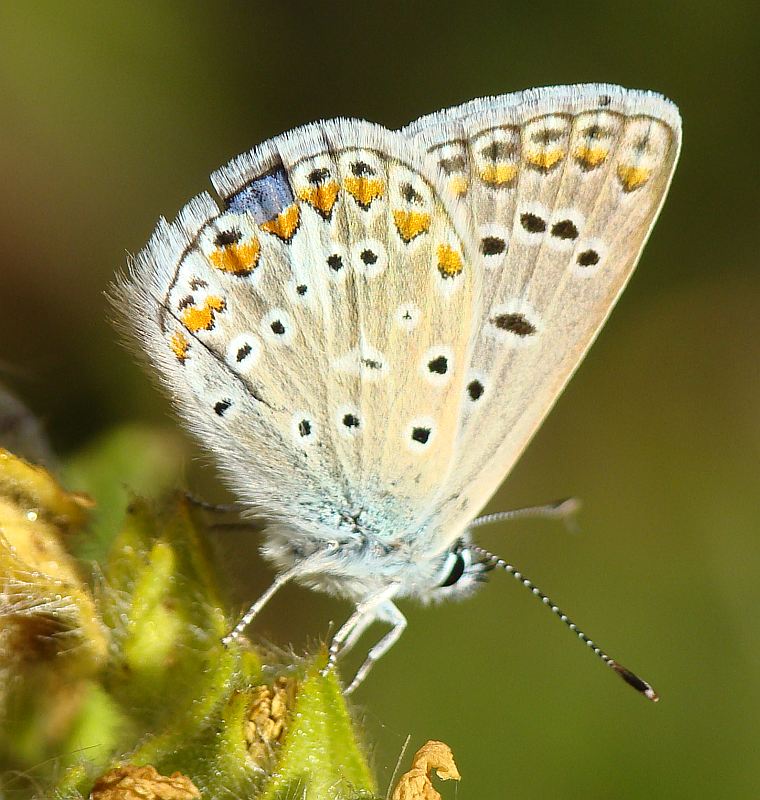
[554,497,582,516]
[609,661,660,702]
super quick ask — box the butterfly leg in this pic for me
[325,584,400,675]
[332,605,377,658]
[183,491,243,514]
[223,562,311,646]
[343,601,407,695]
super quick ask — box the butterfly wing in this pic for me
[403,84,682,538]
[112,120,482,544]
[114,85,680,567]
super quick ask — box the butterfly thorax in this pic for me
[260,521,457,603]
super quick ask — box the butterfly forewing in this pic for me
[405,85,681,538]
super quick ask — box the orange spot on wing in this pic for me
[448,175,469,195]
[209,239,260,275]
[344,176,384,209]
[573,145,609,169]
[260,204,301,242]
[479,163,518,186]
[297,181,340,219]
[525,147,565,171]
[170,331,190,363]
[181,296,225,333]
[393,209,431,243]
[617,164,652,192]
[437,243,463,279]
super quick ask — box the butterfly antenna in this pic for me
[469,544,658,702]
[467,497,581,529]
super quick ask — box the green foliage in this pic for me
[259,665,376,800]
[62,424,189,563]
[0,432,377,800]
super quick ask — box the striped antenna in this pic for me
[467,497,581,529]
[469,544,658,702]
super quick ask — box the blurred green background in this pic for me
[1,1,758,797]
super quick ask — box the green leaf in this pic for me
[259,657,376,800]
[1,435,379,800]
[99,494,249,729]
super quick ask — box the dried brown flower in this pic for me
[245,676,296,765]
[90,764,200,800]
[391,740,461,800]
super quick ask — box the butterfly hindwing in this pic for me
[113,120,481,543]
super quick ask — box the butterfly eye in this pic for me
[439,550,467,588]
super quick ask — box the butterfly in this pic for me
[112,84,681,699]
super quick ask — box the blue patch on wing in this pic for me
[226,169,294,223]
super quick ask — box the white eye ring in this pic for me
[440,551,459,582]
[438,548,471,588]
